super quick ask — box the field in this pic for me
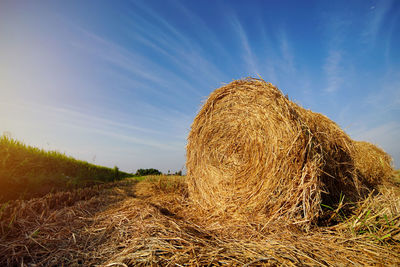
[0,135,131,202]
[1,85,400,266]
[1,175,399,266]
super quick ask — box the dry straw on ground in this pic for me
[2,176,399,266]
[187,78,394,225]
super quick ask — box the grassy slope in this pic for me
[0,135,132,202]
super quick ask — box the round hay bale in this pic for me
[186,78,389,224]
[353,141,394,186]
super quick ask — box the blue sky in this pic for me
[0,0,399,173]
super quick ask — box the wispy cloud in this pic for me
[59,122,183,151]
[256,19,278,83]
[364,71,400,111]
[168,0,231,60]
[362,0,393,47]
[323,49,343,93]
[230,13,259,75]
[122,1,228,87]
[319,6,353,94]
[365,81,400,112]
[278,30,295,73]
[0,100,186,151]
[71,27,203,99]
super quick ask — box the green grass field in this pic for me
[0,135,132,202]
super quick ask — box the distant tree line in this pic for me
[135,168,162,176]
[167,170,182,176]
[134,168,183,176]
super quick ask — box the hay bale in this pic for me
[353,141,394,186]
[186,78,392,224]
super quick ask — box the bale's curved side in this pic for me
[186,78,376,224]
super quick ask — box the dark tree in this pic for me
[135,168,161,176]
[114,166,120,181]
